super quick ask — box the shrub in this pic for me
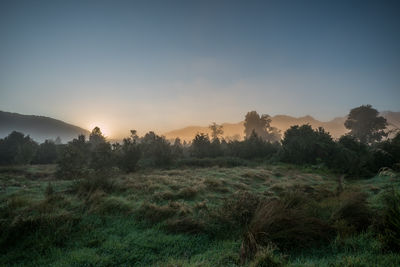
[191,133,212,158]
[331,135,374,178]
[281,125,336,165]
[227,133,280,160]
[89,142,114,172]
[32,140,58,164]
[0,131,38,165]
[56,135,90,179]
[379,189,400,252]
[140,132,173,166]
[115,137,141,172]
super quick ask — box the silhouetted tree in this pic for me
[227,130,279,159]
[54,136,62,145]
[330,135,372,177]
[32,140,58,164]
[89,127,106,148]
[209,122,224,141]
[344,105,388,144]
[191,133,212,158]
[56,134,90,179]
[140,131,172,166]
[90,141,114,172]
[374,131,400,171]
[0,131,38,165]
[171,137,184,158]
[281,125,335,165]
[116,130,141,172]
[244,111,281,142]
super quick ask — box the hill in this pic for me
[0,111,90,143]
[163,112,400,142]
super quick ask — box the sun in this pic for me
[88,122,111,138]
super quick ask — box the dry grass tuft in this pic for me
[332,191,372,232]
[164,217,205,234]
[247,193,335,250]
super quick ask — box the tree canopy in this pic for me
[244,111,281,142]
[344,105,387,144]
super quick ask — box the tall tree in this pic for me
[209,122,224,141]
[344,105,388,144]
[243,111,281,142]
[89,127,106,148]
[0,131,38,165]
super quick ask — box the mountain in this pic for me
[381,111,400,129]
[163,112,400,142]
[0,111,90,143]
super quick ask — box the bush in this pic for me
[32,140,59,164]
[56,135,90,179]
[0,131,38,165]
[281,125,336,165]
[379,189,400,252]
[330,135,374,177]
[115,137,141,172]
[190,133,213,158]
[89,142,114,172]
[140,132,173,166]
[227,133,279,160]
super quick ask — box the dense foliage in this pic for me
[0,105,399,179]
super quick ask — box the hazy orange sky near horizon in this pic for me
[1,0,399,138]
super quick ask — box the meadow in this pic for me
[1,163,399,266]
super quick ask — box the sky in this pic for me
[0,0,399,138]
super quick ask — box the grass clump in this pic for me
[164,217,205,234]
[88,195,133,215]
[137,202,178,224]
[332,191,373,234]
[210,191,261,234]
[247,192,334,251]
[249,244,286,267]
[71,170,119,196]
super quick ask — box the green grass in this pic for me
[0,164,399,266]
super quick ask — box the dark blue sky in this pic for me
[1,0,399,136]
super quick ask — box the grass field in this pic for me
[1,164,400,266]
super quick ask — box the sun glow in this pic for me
[88,122,111,138]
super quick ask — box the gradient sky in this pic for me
[1,0,399,137]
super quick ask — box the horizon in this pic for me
[2,108,399,141]
[1,0,400,138]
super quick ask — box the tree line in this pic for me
[0,105,399,178]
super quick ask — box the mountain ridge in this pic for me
[0,111,90,143]
[1,110,399,143]
[163,112,400,142]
